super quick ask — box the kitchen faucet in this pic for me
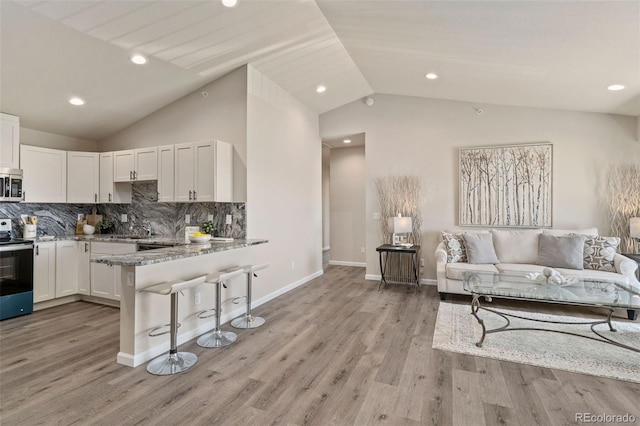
[142,221,152,237]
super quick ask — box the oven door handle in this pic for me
[0,244,34,252]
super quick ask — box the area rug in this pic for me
[432,302,640,383]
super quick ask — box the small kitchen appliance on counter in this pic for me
[0,218,34,320]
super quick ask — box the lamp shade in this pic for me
[630,218,640,238]
[389,216,412,234]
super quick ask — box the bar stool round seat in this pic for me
[231,263,269,329]
[197,268,244,348]
[141,275,207,375]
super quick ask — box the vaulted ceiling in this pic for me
[1,0,638,141]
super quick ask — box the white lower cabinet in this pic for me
[77,241,91,295]
[55,241,78,297]
[90,242,136,300]
[33,242,56,303]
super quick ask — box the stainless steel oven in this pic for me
[0,168,23,202]
[0,219,33,320]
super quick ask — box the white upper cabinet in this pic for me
[113,148,157,182]
[215,140,233,202]
[174,143,195,202]
[173,140,233,203]
[99,153,131,203]
[157,145,174,202]
[67,151,99,203]
[0,113,20,169]
[20,145,67,203]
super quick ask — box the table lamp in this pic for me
[389,215,412,246]
[631,217,640,254]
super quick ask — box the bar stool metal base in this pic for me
[197,330,237,348]
[146,351,197,375]
[231,314,265,329]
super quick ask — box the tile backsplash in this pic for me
[0,182,246,239]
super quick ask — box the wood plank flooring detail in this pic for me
[1,265,639,425]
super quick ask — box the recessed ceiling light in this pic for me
[343,139,351,144]
[316,85,326,93]
[69,97,85,106]
[130,54,147,65]
[607,84,625,91]
[425,73,439,80]
[222,0,238,7]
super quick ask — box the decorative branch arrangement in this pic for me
[606,164,640,253]
[375,175,422,244]
[459,143,552,227]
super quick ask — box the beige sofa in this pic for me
[435,228,640,320]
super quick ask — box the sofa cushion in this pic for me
[582,236,620,272]
[495,263,548,274]
[555,267,629,285]
[462,233,500,264]
[440,232,467,263]
[537,234,585,270]
[542,228,599,237]
[445,263,499,280]
[491,229,541,264]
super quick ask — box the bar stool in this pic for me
[197,268,244,348]
[141,275,207,375]
[231,263,270,329]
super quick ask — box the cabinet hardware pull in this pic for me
[36,245,39,256]
[193,191,197,200]
[94,193,97,203]
[189,190,192,200]
[129,171,133,180]
[85,243,89,252]
[22,191,25,201]
[109,193,112,202]
[134,170,138,180]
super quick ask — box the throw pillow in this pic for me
[461,233,500,264]
[440,232,467,263]
[582,235,620,272]
[491,229,541,264]
[536,234,585,270]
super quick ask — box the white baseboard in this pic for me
[34,295,80,311]
[365,274,436,286]
[118,269,325,368]
[329,261,366,267]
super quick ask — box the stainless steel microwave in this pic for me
[0,168,23,202]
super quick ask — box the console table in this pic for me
[376,244,420,292]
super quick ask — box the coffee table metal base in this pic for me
[470,294,639,353]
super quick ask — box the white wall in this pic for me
[322,147,331,250]
[21,127,98,151]
[246,66,323,298]
[320,94,640,281]
[100,66,248,201]
[329,145,366,265]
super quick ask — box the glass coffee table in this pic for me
[462,271,640,353]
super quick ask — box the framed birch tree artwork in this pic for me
[459,143,552,227]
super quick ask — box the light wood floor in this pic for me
[1,265,639,426]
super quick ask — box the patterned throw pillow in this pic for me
[582,236,620,271]
[441,232,467,263]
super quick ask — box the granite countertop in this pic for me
[33,234,188,245]
[91,239,268,267]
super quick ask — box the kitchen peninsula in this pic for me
[92,239,268,367]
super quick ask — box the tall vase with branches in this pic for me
[375,176,422,244]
